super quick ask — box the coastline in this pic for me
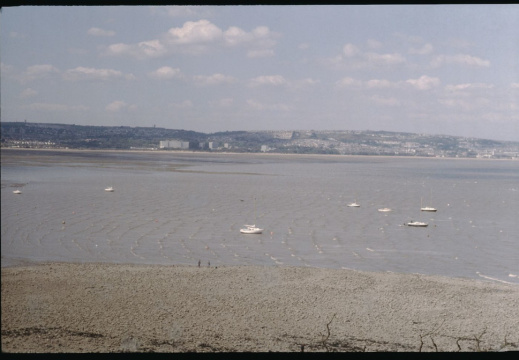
[2,262,518,352]
[1,146,515,162]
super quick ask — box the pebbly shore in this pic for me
[2,262,518,352]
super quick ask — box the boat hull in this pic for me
[406,222,428,227]
[240,227,263,234]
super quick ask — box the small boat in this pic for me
[378,208,392,212]
[347,200,360,207]
[13,190,22,194]
[420,192,437,212]
[105,187,114,192]
[240,224,264,234]
[406,221,428,227]
[240,196,263,234]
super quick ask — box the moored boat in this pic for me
[240,196,263,234]
[405,221,428,227]
[240,225,264,234]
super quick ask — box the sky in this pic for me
[1,5,519,141]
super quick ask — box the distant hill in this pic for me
[1,122,518,159]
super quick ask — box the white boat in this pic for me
[105,187,114,192]
[240,196,263,234]
[240,224,264,234]
[406,221,428,227]
[13,190,22,194]
[420,192,437,212]
[347,200,360,207]
[378,208,392,212]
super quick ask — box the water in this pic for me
[1,149,518,285]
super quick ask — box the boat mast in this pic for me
[254,196,257,225]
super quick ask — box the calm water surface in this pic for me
[2,149,518,285]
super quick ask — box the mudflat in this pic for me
[2,262,518,352]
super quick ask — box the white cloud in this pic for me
[63,67,135,81]
[137,40,167,58]
[335,77,362,88]
[326,47,406,70]
[252,26,270,38]
[249,75,287,87]
[445,83,494,92]
[22,64,59,83]
[103,40,167,58]
[431,54,490,68]
[298,43,310,50]
[342,43,360,57]
[409,43,433,55]
[364,52,406,65]
[104,20,277,58]
[366,79,393,89]
[28,103,88,112]
[511,83,519,89]
[223,26,253,46]
[87,27,115,37]
[167,19,222,45]
[193,73,236,86]
[406,75,440,90]
[148,66,183,80]
[105,43,132,56]
[20,88,38,98]
[106,100,128,112]
[226,25,278,57]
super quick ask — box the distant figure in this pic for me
[208,261,210,267]
[198,260,201,268]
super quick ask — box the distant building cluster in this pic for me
[160,139,219,150]
[4,140,60,149]
[159,140,190,149]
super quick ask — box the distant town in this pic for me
[1,121,518,159]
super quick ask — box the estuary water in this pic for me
[1,149,518,285]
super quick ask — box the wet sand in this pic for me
[2,262,518,352]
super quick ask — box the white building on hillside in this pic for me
[159,140,189,149]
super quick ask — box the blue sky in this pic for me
[2,5,518,141]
